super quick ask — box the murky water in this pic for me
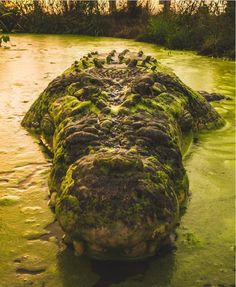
[0,34,234,287]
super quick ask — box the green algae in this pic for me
[0,195,20,206]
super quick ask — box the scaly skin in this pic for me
[22,50,224,260]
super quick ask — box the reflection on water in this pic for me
[57,247,175,287]
[0,35,234,287]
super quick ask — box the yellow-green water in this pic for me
[0,34,235,287]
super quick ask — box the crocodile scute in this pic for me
[22,50,224,260]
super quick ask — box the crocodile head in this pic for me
[22,50,223,260]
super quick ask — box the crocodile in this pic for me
[22,50,224,260]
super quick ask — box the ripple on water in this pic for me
[21,206,43,214]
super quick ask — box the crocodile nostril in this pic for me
[93,155,143,174]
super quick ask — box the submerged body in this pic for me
[22,50,224,260]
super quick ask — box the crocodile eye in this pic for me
[41,114,54,137]
[179,110,193,132]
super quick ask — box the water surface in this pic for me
[0,34,234,287]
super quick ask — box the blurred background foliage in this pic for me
[0,0,234,58]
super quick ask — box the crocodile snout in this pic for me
[54,149,182,260]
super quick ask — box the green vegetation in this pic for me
[0,0,234,58]
[0,2,19,32]
[147,0,235,59]
[0,34,9,46]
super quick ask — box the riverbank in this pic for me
[0,1,235,60]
